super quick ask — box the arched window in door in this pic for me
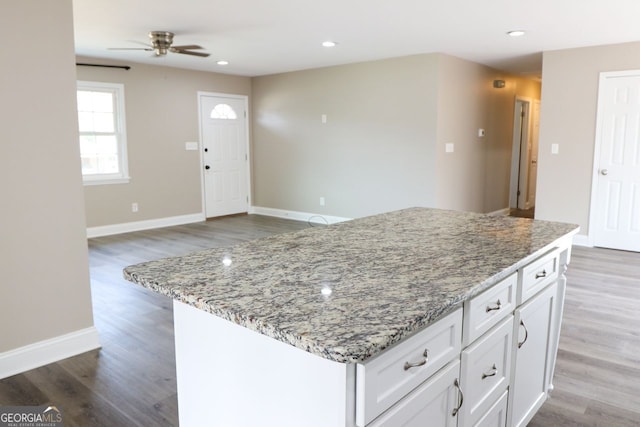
[210,103,238,119]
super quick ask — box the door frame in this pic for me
[587,70,640,247]
[197,91,252,218]
[509,97,532,209]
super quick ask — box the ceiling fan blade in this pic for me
[108,47,153,51]
[171,49,210,57]
[170,45,204,50]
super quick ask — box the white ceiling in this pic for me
[73,0,640,77]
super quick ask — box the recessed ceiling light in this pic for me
[322,41,337,47]
[507,30,526,37]
[216,60,229,66]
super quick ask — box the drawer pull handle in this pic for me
[403,349,429,371]
[485,299,502,313]
[482,364,497,379]
[518,320,529,349]
[535,269,547,279]
[452,378,464,417]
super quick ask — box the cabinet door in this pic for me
[368,360,461,427]
[459,316,512,427]
[508,283,557,427]
[475,390,508,427]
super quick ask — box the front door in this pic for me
[199,94,248,218]
[592,71,640,251]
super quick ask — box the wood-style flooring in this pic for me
[1,215,638,426]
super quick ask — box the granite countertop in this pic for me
[123,207,579,364]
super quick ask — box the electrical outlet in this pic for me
[445,143,454,153]
[132,202,139,213]
[319,197,325,206]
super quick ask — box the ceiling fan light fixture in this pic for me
[109,31,209,58]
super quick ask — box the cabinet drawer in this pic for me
[474,390,508,427]
[459,316,513,427]
[368,360,460,427]
[463,273,516,346]
[356,308,462,426]
[519,249,559,305]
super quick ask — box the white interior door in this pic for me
[200,94,249,218]
[526,100,540,209]
[592,72,640,252]
[510,99,531,209]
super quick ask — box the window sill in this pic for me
[83,176,131,186]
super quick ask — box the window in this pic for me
[210,103,238,119]
[77,81,129,185]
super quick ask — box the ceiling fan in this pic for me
[109,31,210,57]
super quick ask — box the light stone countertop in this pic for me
[123,207,579,363]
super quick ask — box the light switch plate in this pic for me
[185,142,199,151]
[445,143,454,153]
[551,143,559,154]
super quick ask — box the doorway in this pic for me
[509,98,540,217]
[198,92,250,218]
[589,71,640,252]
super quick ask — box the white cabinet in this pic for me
[474,390,508,427]
[170,244,570,427]
[458,316,513,427]
[368,360,461,427]
[507,282,558,427]
[462,273,516,347]
[357,308,462,426]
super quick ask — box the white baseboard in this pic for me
[0,327,101,380]
[571,234,592,247]
[87,213,206,238]
[487,208,510,216]
[249,206,352,225]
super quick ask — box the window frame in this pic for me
[76,80,130,185]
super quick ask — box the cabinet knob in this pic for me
[451,378,464,417]
[481,364,498,379]
[485,300,501,313]
[518,320,529,349]
[403,349,429,371]
[535,270,547,279]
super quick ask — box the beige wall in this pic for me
[251,54,440,218]
[1,1,95,351]
[251,53,539,219]
[76,57,251,227]
[536,41,640,235]
[436,57,541,213]
[436,56,505,212]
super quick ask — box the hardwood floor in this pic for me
[1,216,638,426]
[529,246,640,426]
[0,215,307,427]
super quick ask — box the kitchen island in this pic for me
[124,208,579,427]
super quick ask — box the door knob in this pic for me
[204,148,208,152]
[205,165,210,170]
[601,169,608,176]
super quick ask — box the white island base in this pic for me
[174,300,356,427]
[173,243,571,427]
